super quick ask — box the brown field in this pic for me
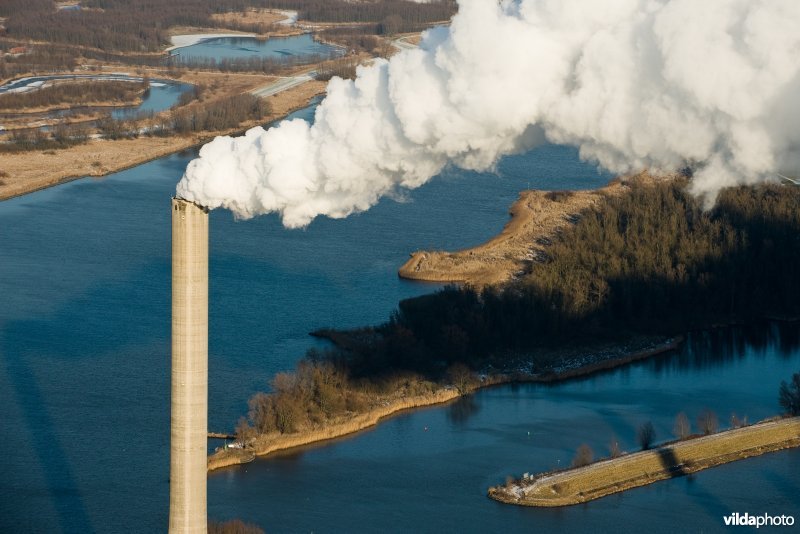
[489,417,800,507]
[209,9,286,28]
[0,111,101,131]
[0,78,326,201]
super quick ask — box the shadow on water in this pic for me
[0,338,93,532]
[446,394,481,426]
[762,458,800,499]
[533,321,800,390]
[0,260,170,532]
[661,321,800,375]
[1,259,169,360]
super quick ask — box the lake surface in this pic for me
[1,101,797,532]
[210,325,800,533]
[171,34,340,63]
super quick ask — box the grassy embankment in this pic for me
[488,416,800,507]
[207,336,680,471]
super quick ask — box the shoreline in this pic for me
[207,336,682,472]
[397,172,675,288]
[397,179,630,287]
[488,416,800,507]
[0,80,326,203]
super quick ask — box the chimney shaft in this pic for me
[170,198,208,534]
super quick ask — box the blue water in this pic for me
[1,100,797,532]
[210,326,800,533]
[111,80,193,119]
[172,34,340,63]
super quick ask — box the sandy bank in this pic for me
[398,181,628,287]
[489,416,800,507]
[207,336,681,472]
[208,388,462,472]
[397,173,677,287]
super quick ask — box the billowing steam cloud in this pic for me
[177,0,800,227]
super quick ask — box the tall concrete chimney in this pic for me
[170,198,208,534]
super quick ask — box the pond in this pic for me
[169,34,341,63]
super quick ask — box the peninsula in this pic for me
[488,416,800,507]
[398,180,627,286]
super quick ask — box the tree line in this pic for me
[0,43,79,78]
[572,408,740,468]
[232,181,800,443]
[260,0,455,30]
[324,181,800,378]
[0,92,271,151]
[169,51,336,74]
[2,0,269,52]
[314,57,360,81]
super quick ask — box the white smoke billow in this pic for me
[177,0,800,227]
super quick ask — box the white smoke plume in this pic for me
[177,0,800,227]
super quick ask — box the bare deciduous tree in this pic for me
[673,412,691,440]
[697,409,719,435]
[779,373,800,415]
[730,412,747,429]
[572,444,594,467]
[609,438,622,458]
[637,421,656,450]
[446,362,476,394]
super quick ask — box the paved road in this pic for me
[250,35,419,100]
[250,70,316,98]
[392,35,418,51]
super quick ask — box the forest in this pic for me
[335,181,800,376]
[235,181,800,437]
[259,0,455,29]
[1,0,455,53]
[169,52,336,74]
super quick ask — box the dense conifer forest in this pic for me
[335,181,800,376]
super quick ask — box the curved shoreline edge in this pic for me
[488,416,800,507]
[207,337,682,472]
[397,180,628,287]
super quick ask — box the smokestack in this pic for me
[177,0,800,222]
[170,198,208,534]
